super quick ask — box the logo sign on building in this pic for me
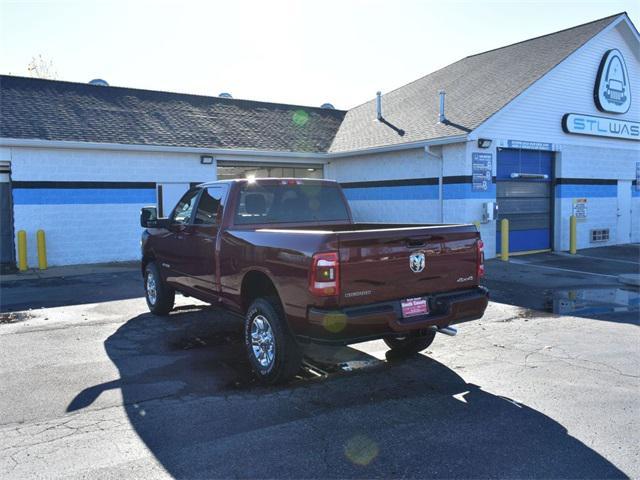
[573,198,588,219]
[507,139,553,151]
[562,113,640,141]
[594,49,631,114]
[562,49,637,141]
[472,152,492,191]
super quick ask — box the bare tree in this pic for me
[26,55,58,79]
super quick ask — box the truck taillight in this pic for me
[476,239,485,279]
[309,252,340,297]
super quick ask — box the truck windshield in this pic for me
[235,181,350,224]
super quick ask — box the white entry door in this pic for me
[616,180,632,244]
[158,183,190,218]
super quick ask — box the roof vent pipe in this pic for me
[376,91,382,120]
[438,90,447,123]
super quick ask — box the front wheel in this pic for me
[144,262,175,315]
[244,297,302,384]
[384,330,436,357]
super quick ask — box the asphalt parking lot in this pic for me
[0,245,638,479]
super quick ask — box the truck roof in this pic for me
[196,178,339,188]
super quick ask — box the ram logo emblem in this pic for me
[409,252,425,273]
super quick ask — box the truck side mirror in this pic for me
[140,206,158,227]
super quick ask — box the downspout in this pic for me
[425,145,444,223]
[440,150,444,223]
[436,91,447,223]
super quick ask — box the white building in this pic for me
[1,12,638,269]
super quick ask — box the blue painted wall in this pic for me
[12,188,156,205]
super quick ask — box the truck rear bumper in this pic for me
[303,286,489,343]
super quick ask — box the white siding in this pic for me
[326,144,495,252]
[9,147,216,266]
[326,147,439,222]
[474,21,640,150]
[554,145,638,250]
[326,148,439,181]
[473,20,639,255]
[8,147,328,266]
[632,193,640,243]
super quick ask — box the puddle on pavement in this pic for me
[0,311,34,324]
[545,287,639,317]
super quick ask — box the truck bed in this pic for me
[249,222,481,308]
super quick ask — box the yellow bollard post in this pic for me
[37,229,47,270]
[570,215,577,255]
[500,218,509,262]
[17,230,28,271]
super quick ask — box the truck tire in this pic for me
[384,330,436,357]
[244,297,302,384]
[144,262,175,315]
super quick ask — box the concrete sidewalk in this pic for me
[0,261,139,283]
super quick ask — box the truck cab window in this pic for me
[194,187,225,225]
[171,189,199,224]
[235,182,349,224]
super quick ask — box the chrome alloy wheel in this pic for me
[250,314,276,369]
[146,271,157,305]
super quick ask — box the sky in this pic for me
[1,0,638,110]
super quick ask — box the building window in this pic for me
[590,229,610,243]
[216,161,323,181]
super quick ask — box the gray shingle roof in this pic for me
[0,14,628,155]
[0,76,346,153]
[329,13,623,152]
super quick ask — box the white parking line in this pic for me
[553,251,639,266]
[574,255,638,266]
[509,258,619,278]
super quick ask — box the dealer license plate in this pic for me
[401,297,429,318]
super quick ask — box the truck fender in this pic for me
[239,268,285,316]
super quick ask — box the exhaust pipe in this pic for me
[437,326,457,336]
[438,90,447,123]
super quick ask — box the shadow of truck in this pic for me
[69,305,625,479]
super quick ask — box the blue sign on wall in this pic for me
[507,139,553,151]
[472,153,492,191]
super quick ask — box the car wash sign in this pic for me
[594,49,631,113]
[562,114,639,140]
[562,49,639,141]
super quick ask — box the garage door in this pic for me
[496,149,553,254]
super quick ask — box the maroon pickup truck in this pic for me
[140,178,488,383]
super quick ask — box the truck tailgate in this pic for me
[337,225,480,308]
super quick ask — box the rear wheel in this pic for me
[384,330,436,357]
[144,262,175,315]
[244,297,302,384]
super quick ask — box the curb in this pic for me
[0,262,140,283]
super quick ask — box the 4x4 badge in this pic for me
[409,252,425,273]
